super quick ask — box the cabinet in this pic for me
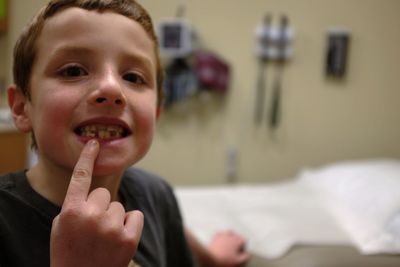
[0,130,28,174]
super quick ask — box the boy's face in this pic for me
[25,7,158,176]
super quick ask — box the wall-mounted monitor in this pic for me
[158,19,192,58]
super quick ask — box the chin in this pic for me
[90,144,148,177]
[92,166,125,177]
[92,160,130,177]
[92,152,144,177]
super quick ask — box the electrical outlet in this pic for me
[225,146,238,183]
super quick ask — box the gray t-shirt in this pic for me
[0,168,194,267]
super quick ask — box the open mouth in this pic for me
[74,124,130,140]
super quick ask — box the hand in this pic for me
[207,230,250,267]
[50,140,144,267]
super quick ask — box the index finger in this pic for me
[63,139,100,206]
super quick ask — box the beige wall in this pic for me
[0,0,45,106]
[2,0,400,185]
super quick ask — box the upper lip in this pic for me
[73,117,132,135]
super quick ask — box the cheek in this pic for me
[32,91,78,150]
[130,91,157,126]
[33,108,69,160]
[135,108,156,144]
[131,98,157,149]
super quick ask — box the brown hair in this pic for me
[13,0,164,107]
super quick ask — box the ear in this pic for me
[7,85,32,133]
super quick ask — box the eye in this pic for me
[59,65,88,78]
[123,72,145,85]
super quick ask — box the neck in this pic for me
[27,157,123,206]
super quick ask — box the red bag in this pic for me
[194,51,230,93]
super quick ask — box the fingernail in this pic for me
[88,139,98,147]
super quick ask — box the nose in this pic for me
[89,70,126,107]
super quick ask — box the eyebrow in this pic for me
[50,45,95,59]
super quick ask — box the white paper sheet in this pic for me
[175,159,400,259]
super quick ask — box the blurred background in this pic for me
[1,0,399,185]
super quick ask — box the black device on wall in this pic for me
[326,28,350,77]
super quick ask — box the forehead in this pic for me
[36,7,156,67]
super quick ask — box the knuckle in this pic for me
[98,223,123,241]
[110,201,124,211]
[128,210,144,222]
[86,205,105,220]
[88,187,111,200]
[133,210,144,220]
[110,225,124,237]
[97,187,111,198]
[121,234,138,250]
[51,215,60,227]
[61,205,103,228]
[73,168,90,179]
[60,205,84,220]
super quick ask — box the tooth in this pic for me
[99,129,111,139]
[79,126,89,137]
[99,130,105,139]
[78,124,125,139]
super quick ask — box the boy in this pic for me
[0,0,192,266]
[0,0,250,266]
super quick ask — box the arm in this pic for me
[186,228,250,267]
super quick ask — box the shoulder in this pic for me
[121,168,183,222]
[121,168,179,212]
[121,169,194,266]
[0,171,24,191]
[0,171,30,220]
[122,167,174,196]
